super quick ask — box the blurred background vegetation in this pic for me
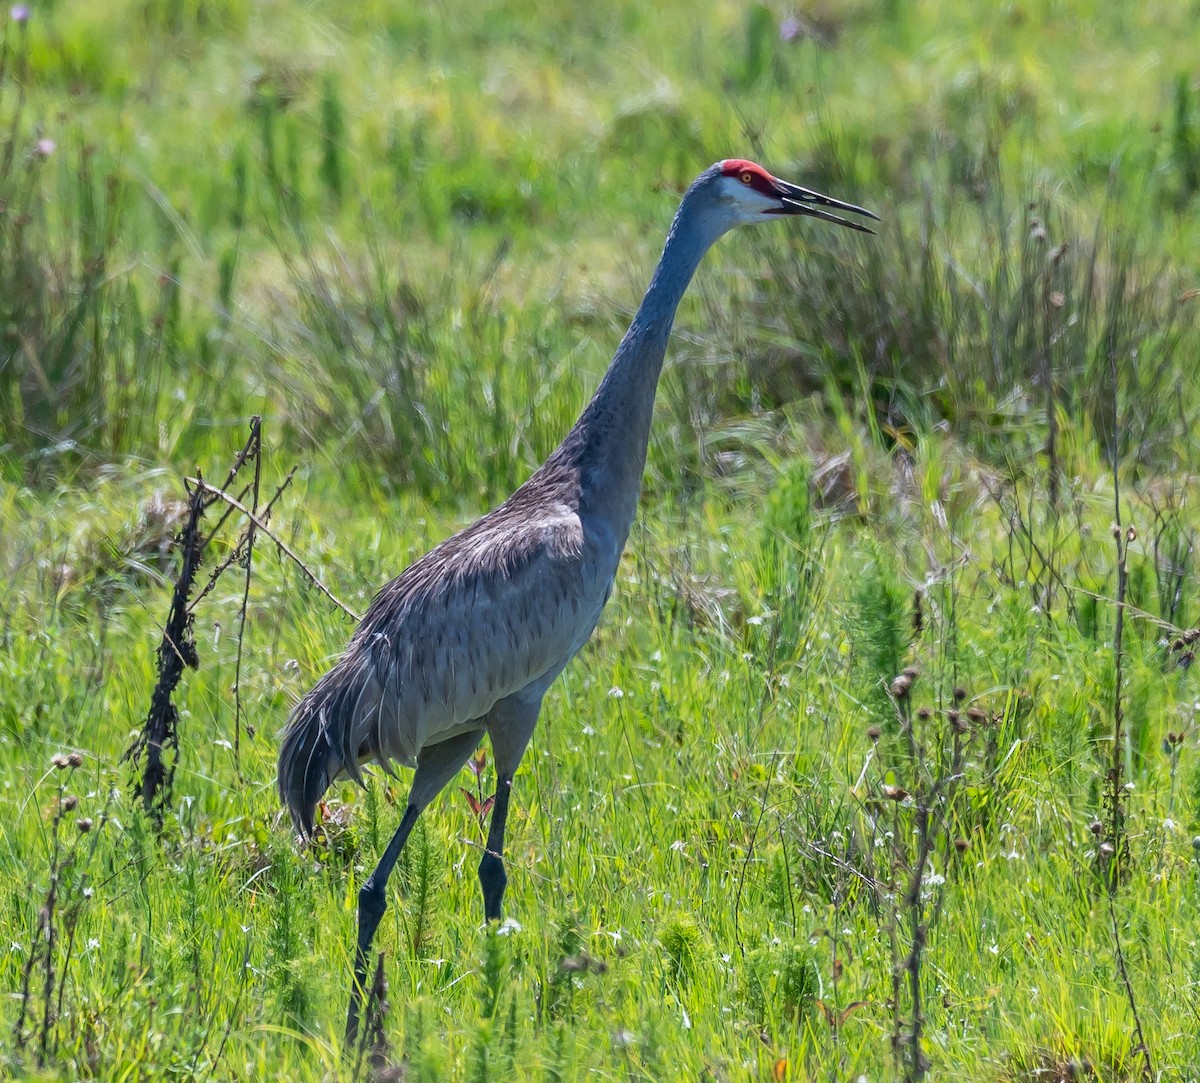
[2,0,1198,495]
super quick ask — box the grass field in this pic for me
[3,1,1200,1079]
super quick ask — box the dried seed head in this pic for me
[967,706,987,724]
[76,817,93,834]
[67,752,83,767]
[953,837,969,854]
[1089,820,1104,836]
[866,725,882,742]
[1111,523,1122,539]
[889,675,912,699]
[952,687,967,703]
[61,794,78,811]
[1099,841,1115,856]
[902,666,920,681]
[1126,526,1136,543]
[917,706,931,721]
[51,753,70,770]
[882,784,909,802]
[950,711,968,734]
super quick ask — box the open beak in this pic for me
[768,177,880,233]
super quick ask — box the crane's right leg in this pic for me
[346,726,484,1047]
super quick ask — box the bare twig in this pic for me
[1068,584,1181,635]
[732,752,778,959]
[1104,347,1154,1082]
[188,478,361,622]
[233,417,264,776]
[189,465,296,614]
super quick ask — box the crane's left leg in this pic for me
[480,694,542,921]
[347,725,484,1046]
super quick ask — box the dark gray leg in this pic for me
[479,695,541,922]
[479,778,512,920]
[346,727,484,1045]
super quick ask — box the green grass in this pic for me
[3,0,1200,1078]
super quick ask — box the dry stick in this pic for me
[1069,584,1181,635]
[731,752,778,959]
[194,416,268,562]
[36,812,61,1069]
[888,796,903,1075]
[189,466,297,614]
[904,805,933,1083]
[232,417,263,778]
[891,690,924,1080]
[1106,353,1154,1082]
[51,795,107,1058]
[188,479,361,622]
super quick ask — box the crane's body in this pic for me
[277,159,876,1042]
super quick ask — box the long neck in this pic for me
[558,193,724,534]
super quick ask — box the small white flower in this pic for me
[498,917,522,936]
[608,686,624,699]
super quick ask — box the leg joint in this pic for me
[358,878,387,921]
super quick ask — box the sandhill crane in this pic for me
[278,159,877,1040]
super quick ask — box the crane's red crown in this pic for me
[719,159,776,195]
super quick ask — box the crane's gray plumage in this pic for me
[276,159,876,1042]
[280,465,603,835]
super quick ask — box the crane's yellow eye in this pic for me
[739,171,754,185]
